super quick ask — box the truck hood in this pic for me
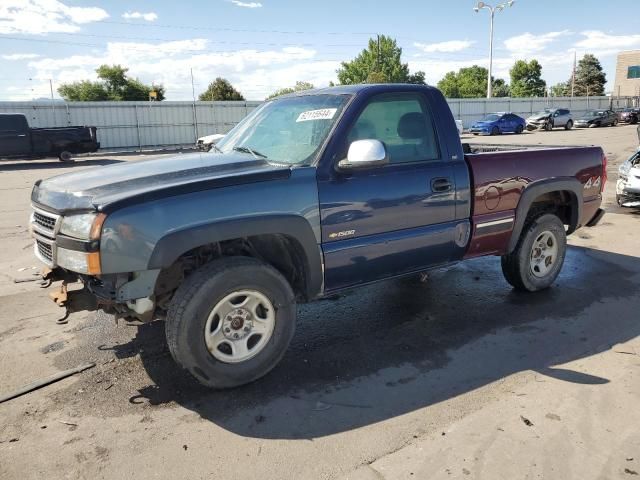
[32,152,291,213]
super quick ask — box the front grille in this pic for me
[36,239,53,263]
[33,211,57,232]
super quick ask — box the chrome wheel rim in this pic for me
[530,231,559,278]
[204,290,275,364]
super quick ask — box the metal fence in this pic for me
[0,96,636,150]
[0,100,261,150]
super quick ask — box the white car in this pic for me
[617,150,640,207]
[196,133,225,152]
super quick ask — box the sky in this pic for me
[1,0,639,101]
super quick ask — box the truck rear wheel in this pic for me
[501,214,567,292]
[165,256,296,389]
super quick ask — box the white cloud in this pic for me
[229,0,262,8]
[574,30,640,56]
[414,40,475,53]
[26,39,324,99]
[504,30,571,54]
[0,0,109,35]
[2,53,40,60]
[122,11,158,22]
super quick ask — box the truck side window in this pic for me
[347,94,440,164]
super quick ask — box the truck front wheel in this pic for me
[165,256,296,389]
[501,214,567,292]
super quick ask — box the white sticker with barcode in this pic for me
[296,108,338,122]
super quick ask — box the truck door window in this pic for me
[348,94,439,164]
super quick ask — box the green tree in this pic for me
[437,66,488,98]
[550,82,569,97]
[58,64,165,101]
[492,78,510,97]
[266,81,314,100]
[572,54,606,96]
[337,35,425,85]
[199,77,245,101]
[509,60,546,97]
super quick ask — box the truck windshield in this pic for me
[216,94,350,165]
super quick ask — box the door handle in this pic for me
[431,177,453,193]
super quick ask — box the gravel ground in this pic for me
[1,126,639,480]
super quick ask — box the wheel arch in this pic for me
[148,214,323,300]
[507,178,583,253]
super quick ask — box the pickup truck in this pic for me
[29,84,606,389]
[0,113,99,162]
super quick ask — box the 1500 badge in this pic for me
[329,230,356,239]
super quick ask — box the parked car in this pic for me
[616,107,639,125]
[526,108,573,131]
[617,150,640,207]
[574,110,618,128]
[455,119,464,135]
[0,113,99,162]
[196,133,226,152]
[30,84,605,389]
[469,112,526,135]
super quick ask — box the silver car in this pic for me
[526,108,573,131]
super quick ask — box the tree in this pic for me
[509,60,546,97]
[58,64,165,101]
[199,78,245,101]
[572,54,606,96]
[492,78,511,98]
[337,35,425,85]
[550,82,569,97]
[266,81,314,100]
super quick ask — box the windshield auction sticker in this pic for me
[296,108,338,122]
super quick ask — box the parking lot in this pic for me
[1,125,639,479]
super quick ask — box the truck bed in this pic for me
[463,144,605,258]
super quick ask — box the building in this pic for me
[614,50,640,97]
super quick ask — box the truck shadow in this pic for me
[0,158,124,171]
[126,245,640,439]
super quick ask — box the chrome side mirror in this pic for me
[338,139,389,170]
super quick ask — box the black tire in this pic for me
[165,256,296,389]
[565,120,573,130]
[491,126,499,136]
[501,213,567,292]
[58,151,73,162]
[545,121,553,131]
[515,125,524,134]
[613,119,618,127]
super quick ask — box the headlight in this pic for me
[57,247,101,275]
[59,213,105,240]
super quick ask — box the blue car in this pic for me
[469,112,526,136]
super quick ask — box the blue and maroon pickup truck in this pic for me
[30,84,605,388]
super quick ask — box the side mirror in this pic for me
[338,139,389,170]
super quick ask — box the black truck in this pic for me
[0,113,99,162]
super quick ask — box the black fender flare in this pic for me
[507,178,583,253]
[147,214,323,300]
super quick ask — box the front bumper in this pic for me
[469,128,491,135]
[526,120,547,130]
[617,176,640,206]
[574,122,593,128]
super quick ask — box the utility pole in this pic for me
[190,68,198,143]
[49,79,56,125]
[571,51,576,97]
[474,1,516,99]
[376,34,381,72]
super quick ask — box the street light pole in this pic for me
[474,1,515,98]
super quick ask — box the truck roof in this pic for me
[279,83,439,98]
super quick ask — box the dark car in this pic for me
[469,112,526,136]
[616,107,639,125]
[0,113,99,162]
[30,84,605,389]
[574,110,618,128]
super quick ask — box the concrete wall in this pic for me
[614,50,640,97]
[0,96,635,151]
